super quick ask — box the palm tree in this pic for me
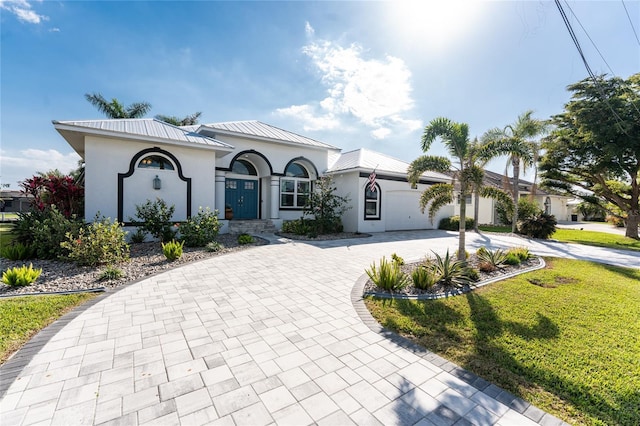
[408,117,475,261]
[482,110,547,233]
[85,93,151,119]
[155,112,202,126]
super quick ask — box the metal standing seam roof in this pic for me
[197,120,339,150]
[327,148,451,181]
[53,119,234,149]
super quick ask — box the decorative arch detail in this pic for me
[283,157,319,179]
[118,147,191,223]
[225,150,274,175]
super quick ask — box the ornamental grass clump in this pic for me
[366,256,409,292]
[508,246,531,261]
[2,264,43,287]
[162,240,184,261]
[0,242,35,261]
[411,265,438,290]
[237,234,254,245]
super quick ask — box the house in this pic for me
[452,169,572,225]
[53,118,451,234]
[0,190,33,213]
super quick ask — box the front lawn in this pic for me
[0,293,99,364]
[365,258,640,425]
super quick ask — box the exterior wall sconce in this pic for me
[153,175,161,190]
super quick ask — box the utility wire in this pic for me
[563,1,614,75]
[554,0,631,134]
[621,0,640,46]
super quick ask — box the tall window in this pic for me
[281,162,311,208]
[138,155,174,170]
[364,184,381,220]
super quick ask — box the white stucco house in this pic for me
[53,118,453,234]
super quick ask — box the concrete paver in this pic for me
[2,229,637,425]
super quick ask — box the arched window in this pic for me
[364,184,381,220]
[544,197,551,215]
[138,155,175,170]
[232,159,257,176]
[281,162,311,208]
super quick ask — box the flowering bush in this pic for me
[178,207,220,247]
[131,198,175,241]
[20,174,84,218]
[61,216,129,266]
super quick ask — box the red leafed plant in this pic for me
[20,174,84,217]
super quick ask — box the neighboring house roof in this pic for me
[327,148,451,182]
[193,120,339,150]
[482,169,549,195]
[0,190,31,199]
[53,118,235,157]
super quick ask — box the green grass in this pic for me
[478,225,512,233]
[365,258,640,425]
[553,228,640,252]
[0,293,99,364]
[0,223,15,247]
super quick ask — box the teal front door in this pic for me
[225,178,258,219]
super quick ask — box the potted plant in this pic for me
[225,204,233,220]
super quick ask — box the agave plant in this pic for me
[366,256,410,292]
[476,247,508,269]
[431,250,472,288]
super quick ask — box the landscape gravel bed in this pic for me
[0,234,268,297]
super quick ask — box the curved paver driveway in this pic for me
[3,230,637,426]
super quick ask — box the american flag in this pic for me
[368,170,377,192]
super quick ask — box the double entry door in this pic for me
[225,178,258,219]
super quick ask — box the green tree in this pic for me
[482,110,547,233]
[408,118,476,260]
[85,93,151,118]
[303,176,351,234]
[540,73,640,239]
[155,112,202,126]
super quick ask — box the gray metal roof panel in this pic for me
[200,120,338,149]
[54,119,234,149]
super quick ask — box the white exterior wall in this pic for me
[453,196,495,225]
[84,136,217,223]
[331,171,360,233]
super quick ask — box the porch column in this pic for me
[215,170,226,219]
[270,176,280,219]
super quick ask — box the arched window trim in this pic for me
[231,159,258,176]
[137,154,175,170]
[364,182,381,220]
[280,162,312,209]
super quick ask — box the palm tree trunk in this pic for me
[512,157,520,233]
[458,188,467,261]
[473,190,480,231]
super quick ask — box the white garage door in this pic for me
[384,190,433,231]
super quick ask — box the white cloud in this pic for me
[275,24,421,140]
[49,27,60,32]
[0,0,48,24]
[0,148,81,188]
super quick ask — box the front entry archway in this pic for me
[226,178,258,219]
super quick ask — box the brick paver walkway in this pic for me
[4,230,635,425]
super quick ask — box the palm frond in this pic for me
[418,183,453,222]
[407,155,451,184]
[480,186,514,210]
[126,102,152,118]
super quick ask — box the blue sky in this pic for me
[1,1,638,189]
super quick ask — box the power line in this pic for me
[621,0,640,46]
[563,1,614,75]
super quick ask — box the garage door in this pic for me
[384,190,432,231]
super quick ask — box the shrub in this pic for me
[504,252,521,265]
[61,216,129,266]
[366,256,409,292]
[302,176,350,234]
[99,266,124,281]
[130,228,147,243]
[281,218,312,235]
[518,213,557,239]
[178,207,220,247]
[438,216,475,231]
[14,207,83,259]
[2,264,42,287]
[20,173,84,217]
[508,247,531,262]
[496,197,542,226]
[238,234,254,245]
[465,267,480,282]
[0,242,35,261]
[391,253,405,266]
[132,198,175,241]
[431,250,471,288]
[162,240,183,261]
[205,241,224,252]
[412,266,438,290]
[476,247,507,269]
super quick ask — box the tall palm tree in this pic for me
[408,117,474,260]
[85,93,151,119]
[482,110,547,233]
[155,112,202,126]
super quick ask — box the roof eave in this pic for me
[198,125,340,151]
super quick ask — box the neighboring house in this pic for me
[54,118,452,234]
[452,169,572,225]
[0,190,33,213]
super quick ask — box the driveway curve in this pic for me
[3,230,636,426]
